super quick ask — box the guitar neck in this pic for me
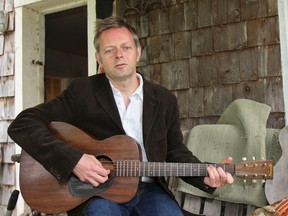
[114,161,235,177]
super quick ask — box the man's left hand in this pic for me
[204,157,234,188]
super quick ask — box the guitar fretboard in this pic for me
[114,161,235,177]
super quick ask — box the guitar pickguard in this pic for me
[68,174,115,197]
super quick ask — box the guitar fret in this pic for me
[148,162,150,176]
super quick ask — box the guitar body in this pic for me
[265,126,288,204]
[20,122,141,214]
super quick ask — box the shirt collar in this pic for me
[109,73,143,100]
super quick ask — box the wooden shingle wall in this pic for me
[122,0,283,214]
[0,0,15,214]
[123,0,284,132]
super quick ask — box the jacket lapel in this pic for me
[93,75,124,131]
[142,81,160,144]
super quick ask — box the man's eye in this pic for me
[123,46,130,51]
[105,49,114,54]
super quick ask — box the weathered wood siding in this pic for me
[122,0,284,131]
[0,0,15,214]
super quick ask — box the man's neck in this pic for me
[109,73,140,108]
[110,73,139,96]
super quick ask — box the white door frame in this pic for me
[278,0,288,125]
[14,0,96,214]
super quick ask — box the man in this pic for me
[8,16,233,216]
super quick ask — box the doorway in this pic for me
[44,6,88,101]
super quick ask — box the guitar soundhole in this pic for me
[97,155,115,178]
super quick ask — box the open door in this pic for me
[44,6,88,101]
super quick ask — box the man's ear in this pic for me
[136,45,142,62]
[95,52,101,64]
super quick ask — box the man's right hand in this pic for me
[73,153,110,187]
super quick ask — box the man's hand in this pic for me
[73,153,110,187]
[204,157,234,188]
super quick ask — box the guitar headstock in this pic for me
[235,160,273,179]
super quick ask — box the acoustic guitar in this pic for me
[19,122,273,214]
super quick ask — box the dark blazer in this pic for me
[8,73,213,215]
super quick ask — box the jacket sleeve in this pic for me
[7,81,84,183]
[165,93,215,194]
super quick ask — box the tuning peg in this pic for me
[252,156,255,161]
[252,179,257,184]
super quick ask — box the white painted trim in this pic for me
[14,7,24,215]
[87,0,97,76]
[278,0,288,125]
[15,0,86,14]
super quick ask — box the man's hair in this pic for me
[94,16,140,52]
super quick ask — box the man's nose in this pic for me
[115,48,123,58]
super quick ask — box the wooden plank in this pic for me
[188,87,204,118]
[0,120,9,142]
[246,205,257,216]
[257,45,281,78]
[174,89,189,118]
[266,112,285,129]
[216,51,240,85]
[214,22,247,52]
[247,17,279,47]
[1,52,14,76]
[191,55,217,87]
[264,77,284,112]
[169,4,185,32]
[212,0,240,24]
[241,0,268,20]
[146,34,174,64]
[182,194,202,214]
[183,0,198,30]
[7,12,15,32]
[232,81,265,103]
[0,97,14,120]
[267,0,278,16]
[160,60,189,90]
[224,203,245,216]
[2,143,16,163]
[203,198,222,216]
[148,9,161,36]
[0,163,15,185]
[198,0,212,27]
[0,34,4,55]
[0,76,14,97]
[159,7,170,34]
[4,0,14,12]
[0,0,3,10]
[175,31,191,59]
[204,85,233,116]
[239,47,258,81]
[191,27,213,56]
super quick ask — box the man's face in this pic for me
[96,27,141,81]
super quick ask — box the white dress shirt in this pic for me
[109,74,148,162]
